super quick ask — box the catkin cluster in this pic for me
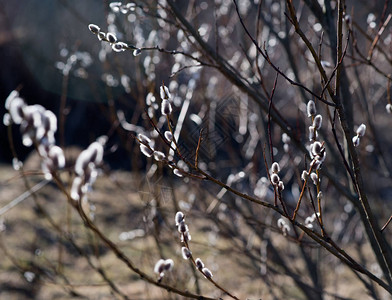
[71,138,106,201]
[88,24,140,55]
[306,100,326,170]
[136,84,190,178]
[175,211,213,279]
[4,90,65,180]
[352,124,366,147]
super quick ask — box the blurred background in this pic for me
[1,1,392,299]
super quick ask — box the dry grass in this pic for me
[0,154,388,300]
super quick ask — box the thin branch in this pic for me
[233,0,336,107]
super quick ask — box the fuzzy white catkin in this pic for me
[138,133,151,144]
[175,211,184,226]
[356,124,366,137]
[160,85,171,100]
[8,97,25,125]
[112,43,125,52]
[195,258,204,269]
[154,259,165,274]
[181,247,192,260]
[278,181,284,191]
[42,110,57,133]
[70,176,83,201]
[311,141,322,157]
[88,24,100,34]
[98,32,106,41]
[181,231,191,242]
[271,173,280,184]
[164,259,174,271]
[310,173,318,185]
[202,267,213,278]
[277,217,287,229]
[282,133,291,144]
[3,113,11,126]
[106,32,117,43]
[317,191,323,201]
[75,150,92,176]
[173,168,183,177]
[164,131,173,142]
[352,135,360,147]
[87,141,104,165]
[153,151,165,161]
[140,144,154,157]
[386,103,392,114]
[161,100,172,115]
[133,49,142,56]
[178,221,188,233]
[5,90,19,110]
[48,145,65,169]
[313,114,322,130]
[307,100,316,117]
[109,2,121,12]
[271,162,280,174]
[309,126,316,141]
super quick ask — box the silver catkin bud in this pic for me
[282,133,291,144]
[352,135,360,147]
[271,162,280,174]
[48,145,65,169]
[140,144,154,157]
[70,176,83,201]
[98,32,106,41]
[173,168,183,177]
[278,181,284,191]
[356,124,366,137]
[307,100,316,117]
[313,114,322,130]
[154,259,165,275]
[175,211,184,226]
[195,258,204,269]
[182,231,191,242]
[202,267,213,278]
[138,133,151,144]
[88,24,100,34]
[8,97,26,125]
[181,247,192,260]
[271,173,280,185]
[161,99,172,116]
[160,85,171,100]
[309,126,316,141]
[153,151,166,161]
[164,259,174,271]
[178,220,188,233]
[5,90,20,110]
[311,141,323,157]
[112,43,125,52]
[133,48,142,56]
[164,131,173,142]
[106,32,117,43]
[310,172,318,185]
[386,103,392,114]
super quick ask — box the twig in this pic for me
[268,73,279,163]
[381,215,392,232]
[194,129,203,168]
[0,180,49,216]
[367,0,391,61]
[182,235,240,300]
[50,173,215,300]
[292,163,314,221]
[233,0,336,107]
